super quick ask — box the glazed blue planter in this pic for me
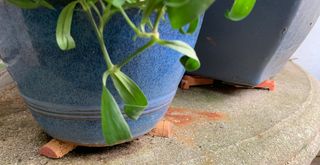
[193,0,320,86]
[0,2,201,146]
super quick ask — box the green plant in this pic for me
[7,0,255,145]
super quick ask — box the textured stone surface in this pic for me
[0,62,320,164]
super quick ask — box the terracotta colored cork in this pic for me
[150,119,173,138]
[39,139,77,158]
[180,75,214,90]
[255,80,276,91]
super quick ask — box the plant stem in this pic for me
[99,0,106,11]
[153,6,165,33]
[118,39,156,68]
[118,7,154,38]
[102,71,109,86]
[119,7,139,33]
[86,8,114,68]
[122,1,146,9]
[90,2,102,19]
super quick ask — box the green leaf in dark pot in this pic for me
[166,0,215,29]
[225,0,256,21]
[8,0,54,9]
[158,40,200,72]
[56,1,78,50]
[101,73,132,145]
[111,70,148,120]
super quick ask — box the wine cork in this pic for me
[39,139,77,158]
[150,119,173,138]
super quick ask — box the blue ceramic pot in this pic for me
[194,0,320,86]
[0,2,201,146]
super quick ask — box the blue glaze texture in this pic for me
[0,2,201,146]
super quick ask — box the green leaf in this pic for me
[166,0,214,29]
[56,1,78,51]
[8,0,54,9]
[225,0,256,21]
[101,84,132,145]
[179,17,199,34]
[111,70,148,120]
[101,72,132,145]
[105,0,126,7]
[158,40,200,72]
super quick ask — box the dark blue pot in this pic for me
[194,0,320,86]
[0,2,201,146]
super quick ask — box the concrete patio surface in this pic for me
[0,62,320,164]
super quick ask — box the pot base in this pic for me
[21,92,175,146]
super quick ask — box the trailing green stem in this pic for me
[89,2,102,19]
[122,1,146,9]
[86,7,113,68]
[99,0,105,11]
[119,7,154,38]
[119,7,139,33]
[117,5,166,68]
[118,39,156,68]
[153,6,165,34]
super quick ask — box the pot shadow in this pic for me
[66,137,146,159]
[37,131,52,143]
[197,80,245,95]
[37,132,147,160]
[74,141,135,154]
